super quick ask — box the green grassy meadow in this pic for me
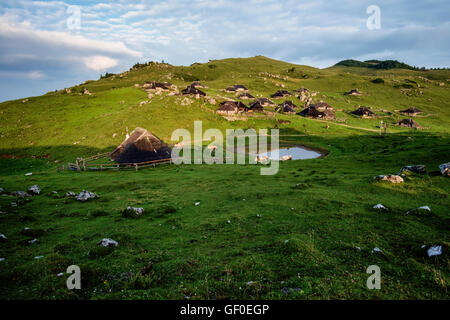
[0,56,449,299]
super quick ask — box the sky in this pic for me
[0,0,449,102]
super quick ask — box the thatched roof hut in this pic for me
[235,101,248,112]
[190,81,207,88]
[276,101,297,114]
[233,85,248,91]
[397,118,421,128]
[182,85,206,96]
[295,88,309,93]
[297,104,335,120]
[225,85,248,92]
[110,127,172,164]
[143,81,170,90]
[351,106,375,117]
[256,98,275,106]
[276,104,296,114]
[217,101,239,115]
[238,92,254,100]
[345,89,361,95]
[400,107,422,116]
[248,101,265,113]
[271,90,291,98]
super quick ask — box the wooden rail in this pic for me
[65,157,172,172]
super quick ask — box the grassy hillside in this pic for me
[0,56,449,299]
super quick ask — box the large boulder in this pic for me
[28,185,41,195]
[374,175,404,183]
[75,190,98,202]
[98,238,118,247]
[439,163,450,176]
[10,191,31,198]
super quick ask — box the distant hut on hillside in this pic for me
[297,103,335,120]
[248,101,265,113]
[143,81,170,90]
[256,98,275,106]
[295,88,309,94]
[282,100,298,109]
[397,118,421,128]
[276,101,296,114]
[235,101,248,112]
[238,92,254,100]
[182,85,206,96]
[271,90,291,98]
[217,101,239,115]
[351,106,375,117]
[345,89,362,96]
[110,127,172,164]
[190,81,208,88]
[400,107,422,116]
[233,85,248,92]
[226,85,248,92]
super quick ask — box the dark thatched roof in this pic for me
[345,89,361,95]
[217,102,239,114]
[110,127,172,164]
[351,106,375,117]
[397,118,421,128]
[297,104,335,119]
[256,97,275,106]
[182,85,206,96]
[276,101,297,114]
[233,84,248,91]
[143,81,170,90]
[271,90,291,98]
[248,101,265,112]
[400,107,422,115]
[238,92,254,99]
[190,81,207,88]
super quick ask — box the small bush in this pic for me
[372,78,385,84]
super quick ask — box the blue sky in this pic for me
[0,0,449,101]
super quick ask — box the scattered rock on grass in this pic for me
[0,258,4,262]
[0,187,4,193]
[97,238,118,247]
[439,163,450,176]
[399,165,426,175]
[65,191,76,198]
[34,256,44,260]
[0,234,7,242]
[406,206,431,215]
[374,175,404,183]
[75,190,98,202]
[373,204,388,210]
[10,191,31,198]
[426,245,442,257]
[122,207,144,218]
[372,247,383,254]
[28,184,41,195]
[280,155,292,161]
[25,173,32,176]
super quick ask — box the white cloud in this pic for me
[83,56,118,71]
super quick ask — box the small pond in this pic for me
[252,146,322,160]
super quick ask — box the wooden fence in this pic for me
[63,152,173,172]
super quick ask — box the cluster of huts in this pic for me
[141,81,425,128]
